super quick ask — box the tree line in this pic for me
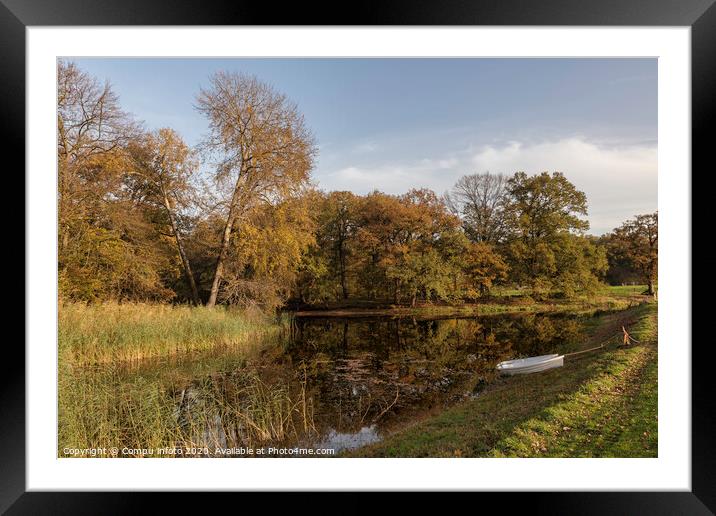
[57,60,657,309]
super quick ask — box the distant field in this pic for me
[491,284,651,299]
[605,285,652,297]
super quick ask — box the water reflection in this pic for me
[317,425,381,452]
[282,314,582,446]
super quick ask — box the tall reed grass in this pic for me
[59,301,292,366]
[58,364,317,457]
[57,301,316,456]
[59,365,184,456]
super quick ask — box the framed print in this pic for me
[5,0,714,510]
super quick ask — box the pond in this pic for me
[60,312,588,457]
[281,313,584,452]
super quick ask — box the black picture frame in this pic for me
[4,0,713,510]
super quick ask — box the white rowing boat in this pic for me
[496,353,564,376]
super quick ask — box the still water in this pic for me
[281,313,583,452]
[66,312,586,456]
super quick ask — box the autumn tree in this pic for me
[351,189,464,305]
[354,191,407,301]
[461,242,509,299]
[220,196,315,309]
[58,60,137,251]
[196,71,317,307]
[608,213,658,295]
[58,60,175,302]
[126,129,201,304]
[316,191,360,300]
[550,234,608,297]
[395,189,464,305]
[445,172,509,244]
[503,172,602,296]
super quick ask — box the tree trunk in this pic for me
[206,211,235,308]
[647,277,654,296]
[207,165,248,308]
[162,190,200,305]
[339,242,348,300]
[59,155,72,253]
[175,231,200,305]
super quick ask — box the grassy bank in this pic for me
[59,301,291,366]
[295,298,634,318]
[351,302,657,457]
[295,285,648,318]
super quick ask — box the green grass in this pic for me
[351,302,657,458]
[492,284,650,299]
[297,287,645,319]
[59,301,292,366]
[604,284,654,297]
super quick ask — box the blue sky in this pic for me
[71,58,657,235]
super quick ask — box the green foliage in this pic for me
[306,191,360,302]
[605,213,658,294]
[387,247,454,305]
[505,171,589,237]
[500,172,604,298]
[551,234,608,297]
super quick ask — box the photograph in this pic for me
[3,0,709,503]
[56,56,659,460]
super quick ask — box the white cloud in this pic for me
[323,164,422,194]
[469,138,657,233]
[316,137,657,234]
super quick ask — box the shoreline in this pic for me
[292,298,647,319]
[349,302,658,458]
